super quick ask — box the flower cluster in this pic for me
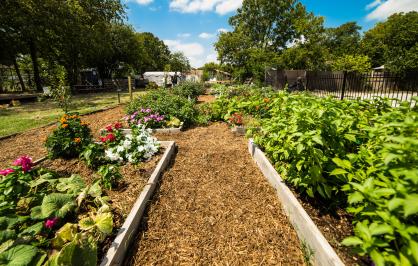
[104,124,159,164]
[228,113,244,126]
[125,108,166,129]
[13,155,33,172]
[45,113,92,159]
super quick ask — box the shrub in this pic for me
[172,81,205,100]
[46,114,92,159]
[126,89,198,126]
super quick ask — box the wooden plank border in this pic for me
[100,141,176,266]
[248,139,344,266]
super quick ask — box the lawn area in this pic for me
[0,91,146,137]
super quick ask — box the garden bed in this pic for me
[248,139,344,266]
[37,141,175,265]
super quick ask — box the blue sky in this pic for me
[124,0,418,67]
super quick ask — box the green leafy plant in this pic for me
[97,165,122,190]
[126,89,198,126]
[172,81,205,100]
[46,114,92,159]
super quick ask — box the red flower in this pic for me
[114,122,123,129]
[105,125,113,132]
[101,133,116,143]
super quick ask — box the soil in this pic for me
[125,123,305,266]
[197,94,215,104]
[0,106,125,168]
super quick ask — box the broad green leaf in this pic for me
[0,230,16,244]
[369,223,393,236]
[348,192,364,204]
[79,217,95,231]
[41,193,76,219]
[410,240,418,264]
[56,175,86,195]
[312,135,323,146]
[0,244,38,265]
[54,236,97,266]
[404,194,418,217]
[370,250,385,266]
[94,213,113,234]
[374,188,396,198]
[341,236,363,246]
[330,168,348,176]
[388,198,404,211]
[52,223,78,249]
[19,222,43,237]
[344,134,356,142]
[332,158,352,170]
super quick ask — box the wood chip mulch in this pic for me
[125,123,305,265]
[0,106,125,168]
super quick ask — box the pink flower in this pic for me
[13,156,32,172]
[45,217,59,229]
[0,168,14,176]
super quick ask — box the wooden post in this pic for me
[128,76,133,101]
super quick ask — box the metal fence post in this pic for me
[341,71,347,100]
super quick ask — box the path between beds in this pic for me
[126,123,305,265]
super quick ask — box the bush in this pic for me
[172,81,205,100]
[46,114,92,159]
[126,89,198,126]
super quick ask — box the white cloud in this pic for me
[199,32,215,39]
[366,0,382,10]
[217,28,229,33]
[128,0,154,5]
[164,39,206,67]
[215,0,242,15]
[366,0,418,20]
[206,52,218,63]
[178,33,191,38]
[169,0,242,15]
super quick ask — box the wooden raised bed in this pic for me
[248,139,344,266]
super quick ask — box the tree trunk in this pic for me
[29,40,43,92]
[13,57,26,91]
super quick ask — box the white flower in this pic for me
[116,145,125,153]
[123,139,132,149]
[105,148,123,162]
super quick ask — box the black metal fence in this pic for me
[265,69,418,106]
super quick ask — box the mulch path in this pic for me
[0,106,125,168]
[125,123,305,265]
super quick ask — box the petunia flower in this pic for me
[13,156,32,172]
[45,217,59,229]
[0,168,15,176]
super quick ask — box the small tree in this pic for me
[331,55,371,73]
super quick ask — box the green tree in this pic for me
[325,22,362,58]
[169,52,191,73]
[331,55,371,72]
[135,32,171,73]
[362,11,418,74]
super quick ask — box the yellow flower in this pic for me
[62,124,68,128]
[60,117,67,124]
[74,137,81,143]
[81,121,89,126]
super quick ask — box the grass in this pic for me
[0,91,146,137]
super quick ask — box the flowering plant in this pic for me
[228,113,244,126]
[102,123,160,164]
[45,113,92,159]
[124,108,167,129]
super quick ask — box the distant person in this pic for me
[172,72,178,86]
